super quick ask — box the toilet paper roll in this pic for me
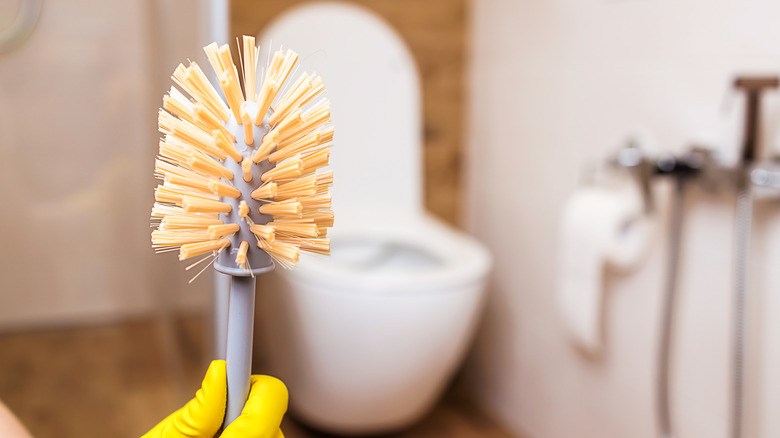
[556,184,652,353]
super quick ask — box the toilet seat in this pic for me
[286,214,491,293]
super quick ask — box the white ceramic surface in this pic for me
[257,215,491,433]
[254,2,492,433]
[257,1,422,222]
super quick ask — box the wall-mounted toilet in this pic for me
[254,3,492,434]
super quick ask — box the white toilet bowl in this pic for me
[254,3,492,434]
[256,215,490,433]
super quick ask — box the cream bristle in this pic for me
[287,99,330,140]
[250,224,275,243]
[159,110,227,160]
[278,50,299,89]
[300,148,330,174]
[208,223,240,239]
[250,182,277,200]
[182,196,232,214]
[254,78,277,125]
[152,230,211,246]
[269,73,311,126]
[251,130,278,163]
[192,101,235,141]
[300,75,325,107]
[212,130,242,163]
[153,37,334,274]
[299,194,331,210]
[258,239,299,268]
[241,104,254,145]
[204,43,244,123]
[151,203,185,218]
[158,139,191,168]
[269,74,325,129]
[220,73,244,124]
[172,62,230,123]
[188,150,233,180]
[155,184,217,205]
[155,159,214,194]
[268,127,332,163]
[254,49,298,125]
[271,222,319,238]
[272,211,335,227]
[242,36,257,102]
[242,159,253,182]
[309,211,335,227]
[151,203,219,220]
[275,175,317,200]
[161,216,223,230]
[152,230,210,249]
[163,87,197,124]
[208,180,241,198]
[316,170,333,186]
[218,44,246,118]
[165,87,234,143]
[239,200,250,218]
[179,238,230,260]
[261,158,302,183]
[274,109,302,136]
[278,237,330,255]
[254,51,285,125]
[259,199,302,217]
[236,240,250,270]
[188,62,232,122]
[202,43,222,77]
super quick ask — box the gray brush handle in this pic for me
[223,275,256,427]
[213,271,231,360]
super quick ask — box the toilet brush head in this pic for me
[151,36,334,278]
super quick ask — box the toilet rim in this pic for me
[281,215,492,293]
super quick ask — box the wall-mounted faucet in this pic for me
[605,75,779,438]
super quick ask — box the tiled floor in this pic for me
[0,316,514,438]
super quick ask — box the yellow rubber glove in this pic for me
[142,360,287,438]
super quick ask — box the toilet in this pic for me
[253,3,492,434]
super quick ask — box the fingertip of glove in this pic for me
[204,360,227,385]
[250,375,288,405]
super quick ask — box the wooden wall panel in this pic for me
[231,0,467,225]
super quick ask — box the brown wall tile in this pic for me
[231,0,467,225]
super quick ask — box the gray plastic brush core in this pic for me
[214,103,276,276]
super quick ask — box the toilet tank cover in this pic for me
[258,2,424,222]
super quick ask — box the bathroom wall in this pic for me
[231,0,467,225]
[465,1,780,437]
[0,0,212,329]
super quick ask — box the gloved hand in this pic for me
[142,360,287,438]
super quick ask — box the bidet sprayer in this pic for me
[733,76,778,166]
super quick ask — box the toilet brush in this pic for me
[150,35,334,427]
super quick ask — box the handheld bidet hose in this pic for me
[657,176,686,438]
[727,76,777,438]
[731,187,752,438]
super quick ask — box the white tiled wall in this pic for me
[465,1,780,437]
[0,0,211,329]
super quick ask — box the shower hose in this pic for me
[656,178,751,438]
[657,177,685,438]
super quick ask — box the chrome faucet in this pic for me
[607,76,779,438]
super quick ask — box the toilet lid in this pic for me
[287,215,492,293]
[258,2,423,222]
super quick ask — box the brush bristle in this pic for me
[151,36,334,273]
